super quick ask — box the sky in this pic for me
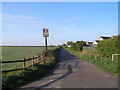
[1,2,118,46]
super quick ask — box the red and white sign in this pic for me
[43,28,49,37]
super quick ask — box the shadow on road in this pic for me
[17,65,73,90]
[35,67,72,89]
[17,48,79,90]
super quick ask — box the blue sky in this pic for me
[1,2,118,46]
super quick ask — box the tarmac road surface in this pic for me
[18,48,118,89]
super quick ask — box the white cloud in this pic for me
[2,13,47,33]
[2,13,79,32]
[2,13,81,45]
[3,13,116,46]
[3,14,34,19]
[2,13,41,24]
[66,16,80,22]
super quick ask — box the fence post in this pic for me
[23,58,26,69]
[32,56,34,67]
[39,56,41,63]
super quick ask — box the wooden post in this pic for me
[39,56,41,63]
[38,56,40,63]
[32,56,34,67]
[23,58,26,69]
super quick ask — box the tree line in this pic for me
[62,41,86,51]
[63,35,119,58]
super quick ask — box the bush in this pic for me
[96,36,119,58]
[70,41,86,51]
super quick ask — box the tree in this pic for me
[67,41,74,46]
[71,41,86,51]
[61,43,67,48]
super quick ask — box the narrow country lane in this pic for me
[18,48,118,89]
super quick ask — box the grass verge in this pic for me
[66,48,119,76]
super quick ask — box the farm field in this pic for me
[2,46,58,70]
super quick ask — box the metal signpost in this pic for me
[112,54,120,61]
[43,28,49,52]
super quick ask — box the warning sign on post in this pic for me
[43,28,49,37]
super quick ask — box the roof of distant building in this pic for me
[86,42,93,44]
[95,40,100,42]
[100,36,111,39]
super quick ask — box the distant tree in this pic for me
[71,41,86,51]
[58,44,60,46]
[62,43,67,48]
[67,41,74,46]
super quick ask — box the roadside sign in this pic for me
[43,28,49,37]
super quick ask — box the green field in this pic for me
[2,46,58,70]
[2,47,60,89]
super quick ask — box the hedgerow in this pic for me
[66,48,118,76]
[96,35,120,58]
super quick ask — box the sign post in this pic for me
[43,28,49,53]
[45,37,47,51]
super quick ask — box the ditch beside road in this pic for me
[19,47,118,89]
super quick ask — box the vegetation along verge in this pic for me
[2,47,61,89]
[66,48,119,76]
[65,35,119,76]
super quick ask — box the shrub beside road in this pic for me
[96,36,120,58]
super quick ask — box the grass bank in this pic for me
[2,47,61,89]
[66,48,119,76]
